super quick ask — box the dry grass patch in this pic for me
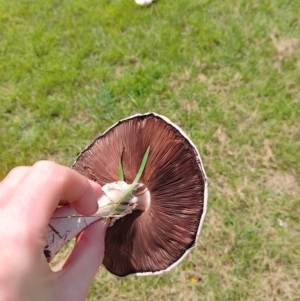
[265,171,299,197]
[271,35,300,61]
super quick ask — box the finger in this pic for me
[69,179,102,213]
[6,161,101,235]
[0,167,31,207]
[60,219,108,295]
[58,179,101,206]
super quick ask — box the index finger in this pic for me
[5,161,102,236]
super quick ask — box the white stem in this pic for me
[44,181,137,262]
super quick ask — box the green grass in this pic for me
[1,0,300,300]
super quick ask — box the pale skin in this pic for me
[0,161,108,301]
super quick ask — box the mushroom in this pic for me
[135,0,154,6]
[72,112,208,277]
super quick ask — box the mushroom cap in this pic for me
[135,0,154,6]
[72,113,208,277]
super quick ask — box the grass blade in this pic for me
[110,146,150,216]
[132,146,150,185]
[118,159,124,181]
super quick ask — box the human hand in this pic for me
[0,161,108,301]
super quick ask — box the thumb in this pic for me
[61,219,109,293]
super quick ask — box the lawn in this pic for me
[0,0,299,300]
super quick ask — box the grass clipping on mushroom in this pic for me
[72,113,207,277]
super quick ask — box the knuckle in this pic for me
[6,166,28,178]
[32,160,60,179]
[32,161,79,199]
[33,160,57,171]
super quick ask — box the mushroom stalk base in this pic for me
[44,181,138,262]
